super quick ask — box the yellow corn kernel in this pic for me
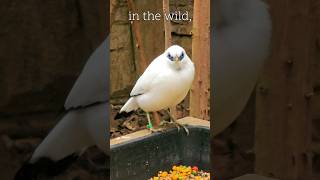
[161,171,168,177]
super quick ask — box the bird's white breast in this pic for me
[136,61,194,112]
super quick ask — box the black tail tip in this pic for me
[14,163,35,180]
[14,154,78,180]
[114,111,133,120]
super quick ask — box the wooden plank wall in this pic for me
[255,0,316,179]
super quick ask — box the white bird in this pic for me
[212,0,271,135]
[15,37,109,179]
[117,45,195,132]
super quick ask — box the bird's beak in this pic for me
[174,55,181,70]
[174,56,179,62]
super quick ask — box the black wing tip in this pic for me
[114,111,133,120]
[65,100,108,112]
[14,154,78,180]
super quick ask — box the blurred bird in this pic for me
[212,0,271,135]
[115,45,195,134]
[14,37,109,179]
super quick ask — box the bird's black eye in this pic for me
[179,52,184,60]
[167,53,174,61]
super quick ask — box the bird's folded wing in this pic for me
[130,56,162,97]
[64,37,109,110]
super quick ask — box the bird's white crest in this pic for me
[213,0,271,135]
[120,45,195,113]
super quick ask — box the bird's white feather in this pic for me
[65,37,109,109]
[31,38,109,162]
[130,56,164,97]
[213,0,271,135]
[31,102,109,162]
[120,55,164,113]
[120,97,139,112]
[121,45,195,113]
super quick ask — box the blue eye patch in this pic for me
[179,52,184,60]
[167,53,174,61]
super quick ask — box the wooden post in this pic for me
[127,0,148,73]
[190,0,210,120]
[162,0,172,48]
[255,0,315,179]
[110,0,117,26]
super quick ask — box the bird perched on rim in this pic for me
[212,0,271,135]
[115,45,195,133]
[14,37,109,179]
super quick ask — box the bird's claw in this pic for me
[160,120,180,131]
[160,120,189,135]
[179,123,189,135]
[175,122,189,135]
[149,127,166,133]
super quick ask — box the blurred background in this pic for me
[0,1,108,179]
[212,0,320,179]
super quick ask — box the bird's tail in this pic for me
[14,154,78,180]
[120,97,138,113]
[14,111,93,179]
[114,98,138,120]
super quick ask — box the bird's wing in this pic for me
[64,37,109,110]
[30,102,108,162]
[130,55,163,97]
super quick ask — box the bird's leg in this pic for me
[160,109,180,131]
[166,109,189,135]
[152,111,161,128]
[146,111,164,133]
[146,112,153,129]
[166,109,176,123]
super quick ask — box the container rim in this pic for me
[110,116,210,147]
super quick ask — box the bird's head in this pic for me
[164,45,189,70]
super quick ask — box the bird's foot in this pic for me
[148,127,166,133]
[160,120,189,135]
[159,120,180,131]
[174,121,189,135]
